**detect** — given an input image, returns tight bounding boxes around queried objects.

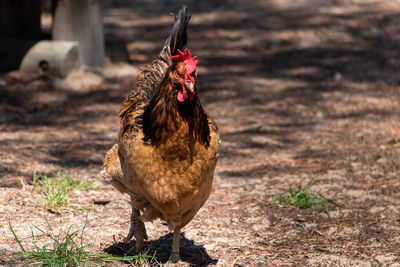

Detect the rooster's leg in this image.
[124,205,148,253]
[168,227,181,263]
[123,206,135,243]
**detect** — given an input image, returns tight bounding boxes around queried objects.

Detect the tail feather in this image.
[163,6,191,55]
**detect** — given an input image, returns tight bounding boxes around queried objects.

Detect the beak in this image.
[186,82,194,93]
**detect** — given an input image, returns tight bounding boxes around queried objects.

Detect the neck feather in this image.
[142,83,210,147]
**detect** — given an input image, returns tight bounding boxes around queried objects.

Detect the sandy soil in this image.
[1,0,400,266]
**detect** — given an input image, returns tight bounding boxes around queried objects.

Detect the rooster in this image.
[103,6,219,263]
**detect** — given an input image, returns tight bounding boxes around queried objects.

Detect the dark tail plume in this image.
[163,6,191,56]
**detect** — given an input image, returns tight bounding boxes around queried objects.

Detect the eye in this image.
[174,71,180,80]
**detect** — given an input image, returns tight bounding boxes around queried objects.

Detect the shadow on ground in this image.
[104,232,217,266]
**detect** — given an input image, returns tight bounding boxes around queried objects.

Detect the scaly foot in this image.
[123,206,148,248]
[168,250,180,263]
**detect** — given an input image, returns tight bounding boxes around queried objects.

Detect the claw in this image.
[168,250,180,263]
[123,230,134,243]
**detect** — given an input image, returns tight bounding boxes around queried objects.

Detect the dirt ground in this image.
[1,0,400,266]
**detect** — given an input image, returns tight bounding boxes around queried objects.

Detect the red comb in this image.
[170,49,198,77]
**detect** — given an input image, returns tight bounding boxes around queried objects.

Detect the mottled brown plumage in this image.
[102,6,219,263]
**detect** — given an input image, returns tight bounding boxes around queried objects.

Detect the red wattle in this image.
[177,90,185,102]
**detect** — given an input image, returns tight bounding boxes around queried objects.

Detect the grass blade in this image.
[274,178,339,213]
[9,222,26,253]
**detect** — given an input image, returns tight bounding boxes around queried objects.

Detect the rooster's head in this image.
[170,49,198,102]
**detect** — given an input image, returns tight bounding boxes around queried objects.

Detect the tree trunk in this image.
[52,0,104,67]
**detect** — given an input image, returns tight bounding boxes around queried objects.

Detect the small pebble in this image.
[93,198,111,205]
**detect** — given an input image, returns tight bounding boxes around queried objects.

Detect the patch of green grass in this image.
[5,221,155,266]
[31,171,92,213]
[274,178,339,213]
